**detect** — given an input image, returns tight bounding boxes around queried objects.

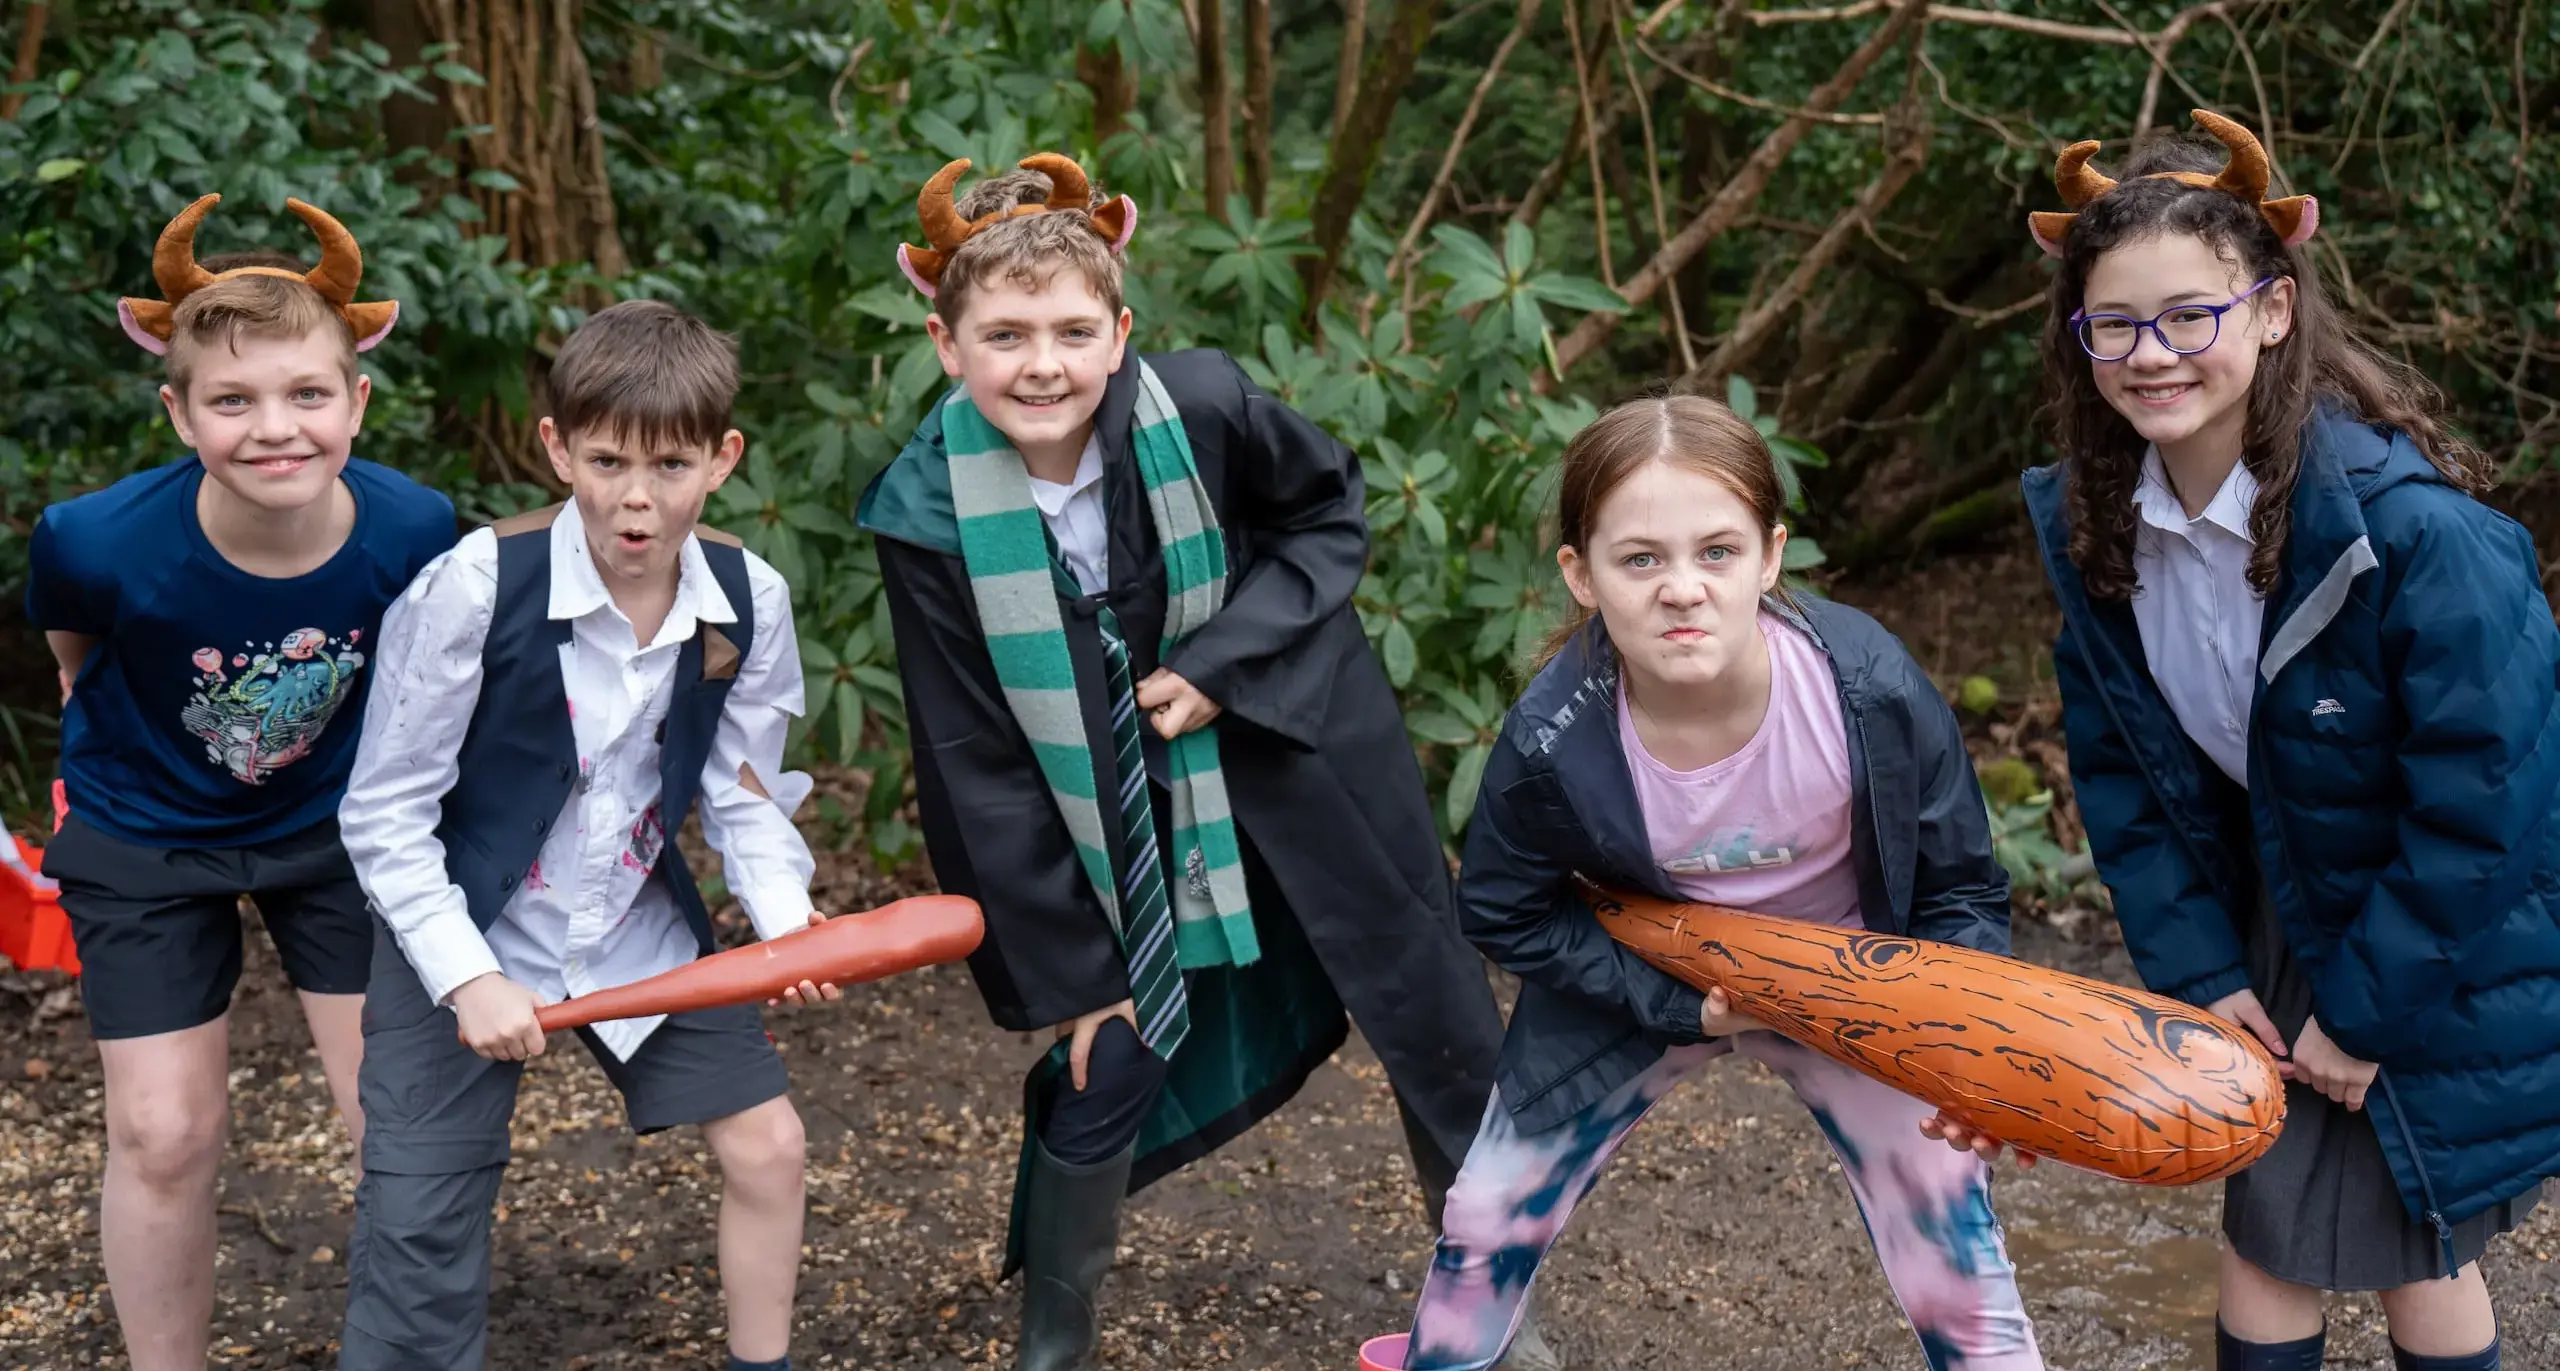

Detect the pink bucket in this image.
[1358,1333,1409,1370]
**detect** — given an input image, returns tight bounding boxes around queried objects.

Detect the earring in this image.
[2268,329,2281,340]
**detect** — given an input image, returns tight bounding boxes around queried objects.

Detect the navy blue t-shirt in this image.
[26,456,458,849]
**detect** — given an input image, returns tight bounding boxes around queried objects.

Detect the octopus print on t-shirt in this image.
[178,626,369,785]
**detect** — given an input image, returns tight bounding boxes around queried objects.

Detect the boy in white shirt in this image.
[335,300,830,1371]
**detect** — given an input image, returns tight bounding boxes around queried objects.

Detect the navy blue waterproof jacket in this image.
[2025,407,2560,1234]
[1462,595,2012,1136]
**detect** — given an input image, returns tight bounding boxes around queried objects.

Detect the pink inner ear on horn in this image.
[118,299,172,356]
[896,243,940,299]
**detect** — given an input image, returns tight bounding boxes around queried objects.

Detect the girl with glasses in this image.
[2002,110,2557,1371]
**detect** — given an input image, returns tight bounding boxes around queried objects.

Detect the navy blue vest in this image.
[434,507,757,956]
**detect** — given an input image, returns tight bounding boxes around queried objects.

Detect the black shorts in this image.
[41,811,374,1039]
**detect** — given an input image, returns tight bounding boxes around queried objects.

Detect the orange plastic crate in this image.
[0,832,78,975]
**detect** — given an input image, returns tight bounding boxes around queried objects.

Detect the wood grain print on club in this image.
[529,895,984,1034]
[1591,887,2285,1185]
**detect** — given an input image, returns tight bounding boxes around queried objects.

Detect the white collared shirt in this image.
[339,502,816,1060]
[1028,434,1109,594]
[2130,447,2263,787]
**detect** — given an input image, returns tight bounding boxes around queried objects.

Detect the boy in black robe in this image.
[856,155,1550,1369]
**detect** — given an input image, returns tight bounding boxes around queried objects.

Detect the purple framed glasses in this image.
[2071,276,2275,362]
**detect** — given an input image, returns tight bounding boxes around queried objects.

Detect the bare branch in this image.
[2353,0,2417,71]
[1541,0,1929,388]
[1748,1,2140,45]
[1677,132,1930,390]
[1199,0,1234,222]
[1927,286,2046,327]
[1637,0,1690,37]
[1244,0,1275,214]
[828,37,875,134]
[1564,0,1617,285]
[2,2,49,122]
[1384,0,1543,286]
[1612,0,1696,373]
[1333,0,1369,141]
[1636,31,1885,124]
[2211,6,2285,192]
[1303,0,1447,314]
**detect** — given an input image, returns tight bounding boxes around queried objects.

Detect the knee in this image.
[712,1101,806,1199]
[1435,1162,1514,1245]
[108,1092,228,1189]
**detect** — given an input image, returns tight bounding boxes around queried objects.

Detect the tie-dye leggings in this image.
[1404,1033,2044,1370]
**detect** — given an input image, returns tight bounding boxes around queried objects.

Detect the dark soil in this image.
[4,560,2556,1371]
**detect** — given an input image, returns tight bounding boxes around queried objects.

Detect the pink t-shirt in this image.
[1618,613,1862,928]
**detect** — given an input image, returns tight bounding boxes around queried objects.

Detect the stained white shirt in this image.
[2130,446,2263,787]
[339,502,816,1060]
[1028,434,1109,594]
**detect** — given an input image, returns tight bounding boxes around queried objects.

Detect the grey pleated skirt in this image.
[2221,886,2541,1290]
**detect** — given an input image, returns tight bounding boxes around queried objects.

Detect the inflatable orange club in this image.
[1592,887,2286,1185]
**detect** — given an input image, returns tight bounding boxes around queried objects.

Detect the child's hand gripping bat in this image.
[528,894,984,1034]
[1591,886,2286,1185]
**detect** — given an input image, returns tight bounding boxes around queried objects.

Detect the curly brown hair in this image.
[936,166,1124,329]
[2039,132,2492,601]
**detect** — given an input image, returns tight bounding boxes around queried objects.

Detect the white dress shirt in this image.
[339,502,817,1060]
[1028,434,1109,594]
[2130,446,2263,787]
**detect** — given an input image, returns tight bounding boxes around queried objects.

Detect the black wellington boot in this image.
[1017,1137,1135,1371]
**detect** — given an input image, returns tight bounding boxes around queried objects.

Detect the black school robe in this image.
[856,349,1504,1196]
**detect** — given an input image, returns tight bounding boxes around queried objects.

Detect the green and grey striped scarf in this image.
[943,361,1259,971]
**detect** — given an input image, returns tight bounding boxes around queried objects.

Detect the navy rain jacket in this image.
[2025,406,2560,1238]
[1461,595,2011,1136]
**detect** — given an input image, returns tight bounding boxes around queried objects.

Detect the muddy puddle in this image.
[2000,1164,2223,1365]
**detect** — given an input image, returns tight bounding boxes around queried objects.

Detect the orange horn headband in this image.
[117,193,402,356]
[2027,109,2319,259]
[895,153,1138,299]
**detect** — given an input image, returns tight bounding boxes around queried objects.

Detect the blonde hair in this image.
[166,273,357,396]
[935,168,1125,327]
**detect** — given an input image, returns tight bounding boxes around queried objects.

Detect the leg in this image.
[250,820,380,1173]
[582,999,798,1369]
[700,1098,810,1364]
[1744,1035,2041,1371]
[1019,1014,1167,1371]
[1395,1089,1558,1371]
[97,1020,233,1371]
[1404,1044,1716,1371]
[298,992,368,1164]
[2215,1244,2327,1368]
[40,815,254,1371]
[339,924,522,1371]
[2380,1263,2500,1366]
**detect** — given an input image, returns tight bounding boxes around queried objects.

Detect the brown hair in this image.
[2042,132,2492,601]
[546,299,741,451]
[1539,395,1786,666]
[166,272,358,397]
[934,167,1125,329]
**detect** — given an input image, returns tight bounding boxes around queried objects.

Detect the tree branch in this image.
[2,2,49,122]
[1243,0,1275,214]
[1198,0,1234,221]
[1635,31,1886,124]
[1540,0,1928,389]
[1612,0,1695,373]
[1563,0,1616,285]
[1302,0,1447,316]
[1384,0,1543,287]
[1333,0,1369,141]
[1676,110,1930,390]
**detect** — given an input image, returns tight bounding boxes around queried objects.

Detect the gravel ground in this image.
[4,564,2555,1369]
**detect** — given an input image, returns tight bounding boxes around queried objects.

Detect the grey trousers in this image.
[338,923,789,1370]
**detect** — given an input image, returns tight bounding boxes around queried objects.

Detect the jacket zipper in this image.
[2374,1070,2460,1278]
[2246,655,2460,1280]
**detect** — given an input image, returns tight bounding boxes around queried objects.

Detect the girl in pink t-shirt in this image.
[1387,396,2042,1371]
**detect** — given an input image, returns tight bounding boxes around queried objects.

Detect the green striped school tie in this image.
[1097,604,1191,1059]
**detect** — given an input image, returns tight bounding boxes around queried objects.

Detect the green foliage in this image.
[1986,789,2086,905]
